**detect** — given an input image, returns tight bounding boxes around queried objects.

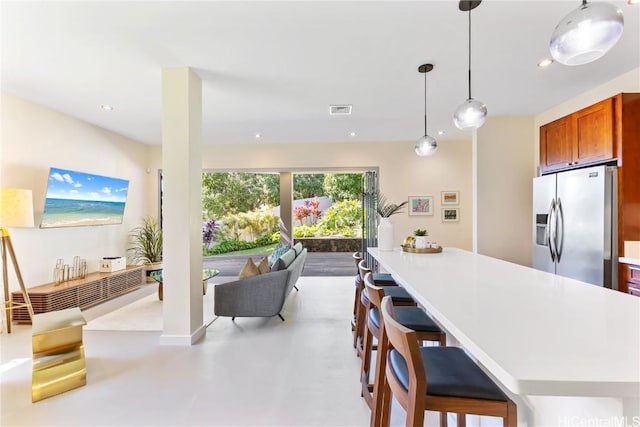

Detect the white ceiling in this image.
[1,1,638,145]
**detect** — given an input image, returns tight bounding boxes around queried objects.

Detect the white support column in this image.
[280,172,293,242]
[160,67,204,345]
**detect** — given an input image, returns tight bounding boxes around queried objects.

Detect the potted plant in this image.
[128,216,163,282]
[413,228,429,249]
[374,191,408,251]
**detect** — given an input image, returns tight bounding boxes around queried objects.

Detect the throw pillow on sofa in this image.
[272,247,296,271]
[268,242,291,269]
[239,256,270,279]
[257,256,269,274]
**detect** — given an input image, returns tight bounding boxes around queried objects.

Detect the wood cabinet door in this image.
[574,98,614,165]
[540,117,573,172]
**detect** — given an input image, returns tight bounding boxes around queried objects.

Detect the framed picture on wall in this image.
[408,196,434,216]
[441,191,459,205]
[442,208,459,222]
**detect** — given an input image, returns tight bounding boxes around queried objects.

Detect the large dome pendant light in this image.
[415,64,437,157]
[453,0,487,130]
[550,0,624,66]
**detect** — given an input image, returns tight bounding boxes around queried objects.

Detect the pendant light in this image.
[415,64,437,157]
[550,0,624,66]
[453,0,487,130]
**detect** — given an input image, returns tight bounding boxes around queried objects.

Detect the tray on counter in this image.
[401,245,442,254]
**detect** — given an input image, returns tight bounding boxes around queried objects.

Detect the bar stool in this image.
[354,260,414,356]
[377,296,517,427]
[352,253,399,329]
[361,272,446,417]
[352,252,363,332]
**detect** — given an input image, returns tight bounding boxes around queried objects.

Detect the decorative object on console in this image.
[415,63,437,156]
[54,256,88,283]
[0,188,35,333]
[408,196,434,216]
[99,257,126,273]
[550,0,624,66]
[453,0,487,130]
[40,167,129,228]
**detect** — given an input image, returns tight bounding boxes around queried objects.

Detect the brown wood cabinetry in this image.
[625,264,640,297]
[540,98,615,173]
[539,93,640,293]
[11,265,145,323]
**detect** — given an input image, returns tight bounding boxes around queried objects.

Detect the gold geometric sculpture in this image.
[31,307,87,402]
[0,188,35,333]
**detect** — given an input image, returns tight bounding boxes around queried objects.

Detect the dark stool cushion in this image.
[380,286,414,303]
[372,273,396,285]
[370,306,441,333]
[389,346,508,402]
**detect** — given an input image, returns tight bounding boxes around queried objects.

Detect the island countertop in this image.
[368,247,640,399]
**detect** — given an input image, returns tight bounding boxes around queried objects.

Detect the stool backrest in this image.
[363,272,385,309]
[358,259,371,283]
[380,296,428,396]
[352,252,363,270]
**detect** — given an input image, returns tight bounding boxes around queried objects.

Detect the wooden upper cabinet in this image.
[574,98,614,163]
[540,116,573,171]
[539,97,616,173]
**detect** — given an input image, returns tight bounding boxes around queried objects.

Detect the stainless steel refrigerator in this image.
[532,165,617,288]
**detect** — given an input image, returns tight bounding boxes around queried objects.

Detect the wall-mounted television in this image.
[40,167,129,228]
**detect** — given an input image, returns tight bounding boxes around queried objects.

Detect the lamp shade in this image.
[415,135,438,156]
[550,1,624,66]
[0,188,35,228]
[453,98,487,130]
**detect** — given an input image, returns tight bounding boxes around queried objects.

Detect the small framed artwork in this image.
[441,191,459,205]
[442,208,459,222]
[408,196,434,216]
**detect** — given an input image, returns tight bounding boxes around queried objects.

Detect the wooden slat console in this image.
[11,266,145,324]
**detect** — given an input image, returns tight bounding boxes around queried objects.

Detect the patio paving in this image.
[204,251,357,277]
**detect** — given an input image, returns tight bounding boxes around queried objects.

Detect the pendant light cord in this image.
[424,69,428,135]
[468,8,472,100]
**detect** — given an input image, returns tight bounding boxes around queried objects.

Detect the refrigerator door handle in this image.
[546,199,556,262]
[556,198,565,263]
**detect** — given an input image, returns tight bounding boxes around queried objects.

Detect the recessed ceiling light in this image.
[537,58,554,68]
[629,0,639,5]
[101,104,113,111]
[349,132,356,137]
[255,133,261,139]
[437,130,445,136]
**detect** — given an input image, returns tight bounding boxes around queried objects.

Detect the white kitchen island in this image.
[368,247,640,426]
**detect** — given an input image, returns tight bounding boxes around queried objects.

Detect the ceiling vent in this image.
[329,105,352,115]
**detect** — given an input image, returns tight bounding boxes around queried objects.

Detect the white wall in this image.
[476,117,535,266]
[0,93,150,291]
[148,138,474,251]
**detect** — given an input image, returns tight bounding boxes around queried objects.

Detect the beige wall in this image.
[0,92,149,291]
[476,117,536,266]
[149,138,474,251]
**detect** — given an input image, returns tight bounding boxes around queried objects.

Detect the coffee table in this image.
[149,268,220,301]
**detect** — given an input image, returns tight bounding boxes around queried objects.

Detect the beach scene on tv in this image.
[40,167,129,228]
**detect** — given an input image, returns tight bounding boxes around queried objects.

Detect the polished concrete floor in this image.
[1,276,497,427]
[1,277,373,426]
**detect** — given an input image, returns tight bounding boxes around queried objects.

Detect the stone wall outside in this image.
[294,237,361,253]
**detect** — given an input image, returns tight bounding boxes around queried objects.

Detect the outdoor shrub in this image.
[293,225,319,238]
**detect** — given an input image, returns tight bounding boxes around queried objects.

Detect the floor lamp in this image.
[0,188,35,333]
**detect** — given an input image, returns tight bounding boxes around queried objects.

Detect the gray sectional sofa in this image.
[213,243,307,321]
